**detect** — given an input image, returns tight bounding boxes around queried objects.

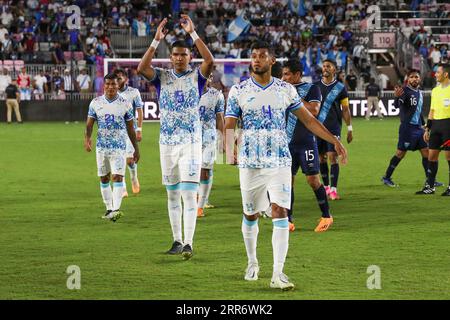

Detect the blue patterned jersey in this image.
[286,82,322,146]
[149,67,208,145]
[315,79,348,128]
[87,94,134,155]
[225,77,303,169]
[395,85,424,126]
[199,87,225,148]
[119,85,143,129]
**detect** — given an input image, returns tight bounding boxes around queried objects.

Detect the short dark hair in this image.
[171,40,191,52]
[113,68,127,77]
[407,69,420,76]
[271,61,282,78]
[322,59,337,69]
[438,63,450,76]
[250,41,275,56]
[104,73,118,81]
[283,59,303,75]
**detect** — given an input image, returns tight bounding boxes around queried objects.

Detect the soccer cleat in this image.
[122,190,129,198]
[131,178,140,194]
[197,208,205,218]
[434,181,444,187]
[441,187,450,196]
[289,222,295,232]
[110,210,123,222]
[325,185,331,197]
[204,202,215,209]
[270,273,295,291]
[101,210,113,220]
[166,241,183,255]
[181,244,193,260]
[314,216,334,233]
[329,190,340,200]
[381,176,397,187]
[415,185,435,195]
[244,263,260,281]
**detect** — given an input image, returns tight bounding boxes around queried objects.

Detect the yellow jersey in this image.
[430,84,450,120]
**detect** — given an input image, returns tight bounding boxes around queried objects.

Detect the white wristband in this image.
[190,31,200,42]
[136,127,142,132]
[150,39,160,49]
[347,125,353,131]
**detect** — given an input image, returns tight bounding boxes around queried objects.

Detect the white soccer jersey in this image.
[149,67,208,145]
[119,85,143,128]
[199,87,224,148]
[225,77,303,169]
[87,94,134,155]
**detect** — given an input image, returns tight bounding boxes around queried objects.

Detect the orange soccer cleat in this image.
[197,208,205,218]
[314,216,334,233]
[289,222,296,232]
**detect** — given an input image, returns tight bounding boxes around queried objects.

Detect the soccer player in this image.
[315,59,353,200]
[197,76,225,218]
[137,15,214,259]
[84,73,140,221]
[416,63,450,195]
[381,69,441,188]
[114,68,144,197]
[224,41,347,290]
[282,59,334,233]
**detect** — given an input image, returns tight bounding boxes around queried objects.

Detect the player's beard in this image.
[252,65,270,75]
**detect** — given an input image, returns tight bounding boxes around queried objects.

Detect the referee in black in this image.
[416,63,450,196]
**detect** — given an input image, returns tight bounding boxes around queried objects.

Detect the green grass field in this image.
[1,118,449,300]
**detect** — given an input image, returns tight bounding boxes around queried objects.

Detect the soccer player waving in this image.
[138,15,214,259]
[224,41,347,290]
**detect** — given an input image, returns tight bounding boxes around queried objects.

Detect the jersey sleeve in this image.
[430,88,436,112]
[87,101,97,119]
[215,92,225,114]
[197,68,208,97]
[305,84,322,103]
[134,89,144,109]
[286,84,303,112]
[225,86,242,118]
[124,102,134,122]
[339,86,349,107]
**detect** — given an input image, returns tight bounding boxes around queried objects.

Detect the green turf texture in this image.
[1,118,449,299]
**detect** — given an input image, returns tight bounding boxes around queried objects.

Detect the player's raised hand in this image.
[84,138,92,152]
[347,130,353,144]
[180,14,195,33]
[334,140,348,165]
[155,18,168,41]
[394,85,404,98]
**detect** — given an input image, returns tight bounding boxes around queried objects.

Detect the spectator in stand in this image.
[51,69,65,100]
[51,42,64,64]
[76,68,92,94]
[429,45,442,67]
[352,42,364,69]
[0,68,11,99]
[22,33,38,62]
[93,70,104,97]
[63,69,76,94]
[129,68,141,89]
[378,72,390,92]
[33,69,48,100]
[345,69,358,91]
[0,32,12,60]
[17,67,31,101]
[0,23,7,41]
[133,16,150,37]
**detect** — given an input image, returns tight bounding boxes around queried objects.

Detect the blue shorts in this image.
[317,126,341,154]
[397,123,427,151]
[289,136,320,176]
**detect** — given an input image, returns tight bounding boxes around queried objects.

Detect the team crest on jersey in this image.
[175,90,185,103]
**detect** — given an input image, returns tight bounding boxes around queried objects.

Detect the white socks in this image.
[272,218,289,276]
[128,163,138,182]
[100,182,113,211]
[167,187,183,243]
[198,179,210,209]
[112,181,124,211]
[181,184,198,246]
[242,216,259,265]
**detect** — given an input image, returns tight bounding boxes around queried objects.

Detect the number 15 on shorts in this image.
[305,150,315,161]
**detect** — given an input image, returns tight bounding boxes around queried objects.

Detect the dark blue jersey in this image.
[395,86,424,126]
[286,82,322,146]
[315,79,348,128]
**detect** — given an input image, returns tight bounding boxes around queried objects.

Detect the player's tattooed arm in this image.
[84,117,95,152]
[137,18,168,81]
[126,120,140,163]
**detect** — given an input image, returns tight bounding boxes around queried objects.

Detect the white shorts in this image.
[239,167,291,215]
[201,143,216,170]
[96,151,127,177]
[125,138,135,158]
[160,143,202,185]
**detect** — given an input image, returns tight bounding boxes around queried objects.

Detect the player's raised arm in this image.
[137,18,168,81]
[292,107,348,164]
[180,14,214,78]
